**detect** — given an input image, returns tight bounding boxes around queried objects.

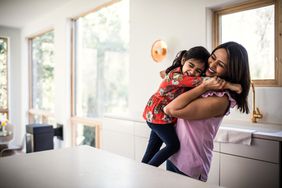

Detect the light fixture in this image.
[151,40,167,63]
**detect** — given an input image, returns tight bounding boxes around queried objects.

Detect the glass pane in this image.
[31,31,55,111]
[0,38,8,110]
[75,124,96,147]
[221,5,274,80]
[30,114,55,125]
[0,112,8,120]
[75,0,129,118]
[31,114,41,124]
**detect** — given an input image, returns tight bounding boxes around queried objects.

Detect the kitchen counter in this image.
[0,146,223,188]
[104,114,282,142]
[221,120,282,142]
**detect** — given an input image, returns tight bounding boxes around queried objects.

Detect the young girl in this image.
[142,46,241,167]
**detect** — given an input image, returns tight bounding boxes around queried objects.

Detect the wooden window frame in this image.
[28,109,55,124]
[70,117,101,148]
[213,0,282,87]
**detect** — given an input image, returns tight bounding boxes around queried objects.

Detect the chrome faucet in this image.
[251,82,263,123]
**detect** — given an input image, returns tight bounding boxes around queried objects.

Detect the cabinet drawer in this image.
[220,138,279,163]
[102,118,134,134]
[213,142,220,152]
[220,154,279,188]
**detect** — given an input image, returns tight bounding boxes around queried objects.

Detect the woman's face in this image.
[205,48,228,77]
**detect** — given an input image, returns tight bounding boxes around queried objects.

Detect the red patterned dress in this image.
[143,67,202,124]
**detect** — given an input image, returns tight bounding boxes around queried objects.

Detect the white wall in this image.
[7,0,281,144]
[129,0,208,117]
[130,0,282,126]
[0,26,22,145]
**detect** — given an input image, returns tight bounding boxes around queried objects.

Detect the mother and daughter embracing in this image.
[142,41,250,182]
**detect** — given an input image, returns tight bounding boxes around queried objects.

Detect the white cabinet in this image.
[220,154,279,188]
[220,138,279,163]
[100,118,135,159]
[207,151,220,186]
[219,139,280,188]
[102,130,135,159]
[133,122,150,161]
[100,117,281,188]
[134,136,148,162]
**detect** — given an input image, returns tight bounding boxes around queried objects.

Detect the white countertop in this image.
[221,120,282,142]
[0,146,223,188]
[104,114,282,141]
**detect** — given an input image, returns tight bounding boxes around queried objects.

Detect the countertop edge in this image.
[103,114,282,142]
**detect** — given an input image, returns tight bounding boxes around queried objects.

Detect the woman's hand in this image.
[202,77,226,91]
[204,77,242,94]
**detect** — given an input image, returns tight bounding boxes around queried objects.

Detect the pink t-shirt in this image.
[169,90,236,181]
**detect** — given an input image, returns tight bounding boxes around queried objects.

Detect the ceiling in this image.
[0,0,73,28]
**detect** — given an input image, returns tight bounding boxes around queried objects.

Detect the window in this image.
[213,0,282,86]
[71,117,100,148]
[71,0,129,118]
[70,0,129,147]
[0,37,8,118]
[28,30,55,123]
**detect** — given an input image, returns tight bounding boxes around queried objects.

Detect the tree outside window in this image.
[0,37,8,118]
[31,31,55,111]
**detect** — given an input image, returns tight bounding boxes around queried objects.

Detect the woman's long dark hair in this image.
[165,46,210,74]
[212,42,251,114]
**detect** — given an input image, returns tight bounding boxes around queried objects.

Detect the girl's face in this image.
[182,58,205,76]
[205,48,228,77]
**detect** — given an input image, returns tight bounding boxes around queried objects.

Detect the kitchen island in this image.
[0,145,223,188]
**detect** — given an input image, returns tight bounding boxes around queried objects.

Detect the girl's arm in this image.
[224,82,242,94]
[202,77,242,94]
[160,69,241,93]
[164,77,230,120]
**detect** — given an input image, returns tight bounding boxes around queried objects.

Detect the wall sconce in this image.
[151,40,167,63]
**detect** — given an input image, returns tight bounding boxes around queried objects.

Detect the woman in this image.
[163,41,250,182]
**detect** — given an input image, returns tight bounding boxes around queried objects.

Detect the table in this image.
[0,132,13,144]
[0,124,13,142]
[0,125,13,153]
[0,146,223,188]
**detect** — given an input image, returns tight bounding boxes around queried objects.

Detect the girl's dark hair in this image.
[212,41,251,114]
[165,46,210,74]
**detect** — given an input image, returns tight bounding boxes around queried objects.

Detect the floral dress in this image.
[143,67,202,124]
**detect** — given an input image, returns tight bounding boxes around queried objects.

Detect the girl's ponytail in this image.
[165,50,187,74]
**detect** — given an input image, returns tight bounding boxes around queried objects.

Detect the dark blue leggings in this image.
[167,160,202,180]
[166,160,188,176]
[141,122,180,167]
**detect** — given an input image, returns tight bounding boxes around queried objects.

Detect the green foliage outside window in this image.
[75,0,129,118]
[32,31,55,111]
[0,38,8,110]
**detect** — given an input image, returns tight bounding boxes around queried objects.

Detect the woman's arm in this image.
[164,95,229,120]
[164,77,230,120]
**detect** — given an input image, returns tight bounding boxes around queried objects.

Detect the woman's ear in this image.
[181,58,185,65]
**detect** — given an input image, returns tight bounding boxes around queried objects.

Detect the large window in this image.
[213,0,281,86]
[70,0,129,147]
[28,30,55,123]
[0,37,8,118]
[72,0,129,118]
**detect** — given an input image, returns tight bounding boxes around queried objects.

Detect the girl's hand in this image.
[160,70,166,79]
[202,76,226,91]
[225,82,242,94]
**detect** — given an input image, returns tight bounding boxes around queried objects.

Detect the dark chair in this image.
[0,137,25,157]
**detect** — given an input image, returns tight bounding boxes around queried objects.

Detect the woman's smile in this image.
[205,48,228,77]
